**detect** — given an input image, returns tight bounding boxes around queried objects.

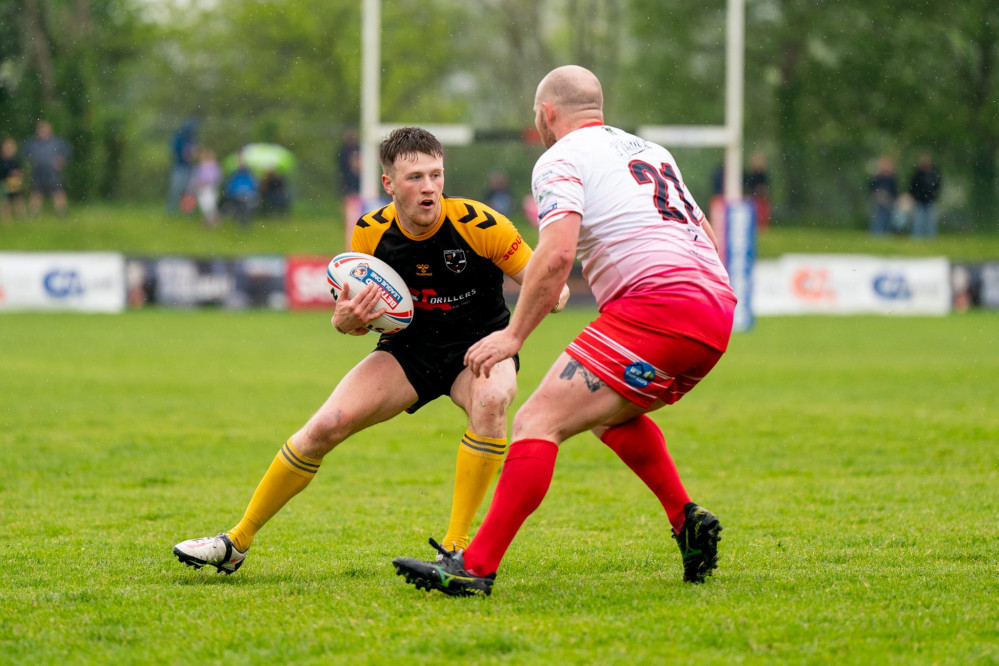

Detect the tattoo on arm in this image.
[559,359,605,392]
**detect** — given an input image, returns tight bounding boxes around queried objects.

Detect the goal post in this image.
[638,0,752,330]
[361,0,745,201]
[359,0,753,329]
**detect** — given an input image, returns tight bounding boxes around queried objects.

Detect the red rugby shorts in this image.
[565,292,733,408]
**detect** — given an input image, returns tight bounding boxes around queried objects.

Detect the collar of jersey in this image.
[393,200,447,240]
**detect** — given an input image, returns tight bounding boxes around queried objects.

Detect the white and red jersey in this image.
[532,124,734,309]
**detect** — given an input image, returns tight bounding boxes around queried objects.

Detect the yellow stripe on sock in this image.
[279,440,321,476]
[460,433,507,460]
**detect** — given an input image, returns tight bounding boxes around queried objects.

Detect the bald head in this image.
[536,66,603,115]
[533,66,604,147]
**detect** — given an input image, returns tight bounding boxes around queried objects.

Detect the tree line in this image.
[1,0,996,228]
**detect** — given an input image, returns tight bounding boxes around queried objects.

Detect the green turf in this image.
[1,309,997,664]
[0,203,351,256]
[4,202,999,260]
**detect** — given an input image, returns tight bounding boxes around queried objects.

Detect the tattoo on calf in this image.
[559,359,604,392]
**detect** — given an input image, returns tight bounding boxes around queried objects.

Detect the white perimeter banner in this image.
[0,252,126,313]
[753,254,951,316]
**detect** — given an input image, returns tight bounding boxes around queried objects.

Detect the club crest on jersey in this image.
[623,361,656,388]
[443,249,467,273]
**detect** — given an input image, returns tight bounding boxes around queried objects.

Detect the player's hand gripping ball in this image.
[327,252,414,334]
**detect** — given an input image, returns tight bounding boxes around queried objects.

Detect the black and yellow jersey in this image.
[352,196,532,342]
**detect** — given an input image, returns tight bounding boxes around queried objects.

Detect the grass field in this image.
[3,202,999,260]
[2,309,997,664]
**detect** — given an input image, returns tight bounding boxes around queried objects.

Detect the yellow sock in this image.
[441,431,507,551]
[227,439,321,552]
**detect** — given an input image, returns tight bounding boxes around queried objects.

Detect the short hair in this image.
[378,127,444,173]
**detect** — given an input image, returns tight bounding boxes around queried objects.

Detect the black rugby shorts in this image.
[375,334,519,413]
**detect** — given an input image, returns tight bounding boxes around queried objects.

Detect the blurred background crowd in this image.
[0,0,996,234]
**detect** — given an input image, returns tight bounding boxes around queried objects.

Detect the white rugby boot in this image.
[173,533,248,574]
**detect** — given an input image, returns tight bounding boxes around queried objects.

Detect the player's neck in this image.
[395,206,444,238]
[561,115,604,140]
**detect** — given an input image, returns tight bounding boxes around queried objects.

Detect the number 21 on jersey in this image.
[628,159,701,226]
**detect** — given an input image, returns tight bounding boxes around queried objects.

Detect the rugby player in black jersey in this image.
[172,127,569,574]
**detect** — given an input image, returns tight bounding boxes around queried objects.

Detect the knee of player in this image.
[511,403,554,439]
[301,410,355,452]
[469,384,515,419]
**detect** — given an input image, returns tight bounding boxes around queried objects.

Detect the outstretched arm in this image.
[465,213,580,377]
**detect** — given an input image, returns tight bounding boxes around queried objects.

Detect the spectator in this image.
[868,156,898,235]
[337,127,362,247]
[192,148,223,226]
[710,162,724,198]
[893,192,914,233]
[22,120,71,217]
[483,171,513,216]
[223,156,259,226]
[909,154,941,239]
[0,137,27,222]
[260,170,290,216]
[167,118,199,215]
[743,151,771,232]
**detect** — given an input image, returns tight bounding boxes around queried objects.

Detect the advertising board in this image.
[0,252,126,312]
[753,255,951,316]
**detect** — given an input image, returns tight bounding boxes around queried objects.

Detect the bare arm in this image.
[465,214,580,377]
[702,218,721,255]
[507,266,571,313]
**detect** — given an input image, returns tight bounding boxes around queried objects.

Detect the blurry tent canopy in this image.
[223,143,296,176]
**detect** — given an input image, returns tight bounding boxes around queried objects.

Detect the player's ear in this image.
[381,172,393,196]
[543,101,557,125]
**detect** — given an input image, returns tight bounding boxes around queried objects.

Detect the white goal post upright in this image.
[358,0,476,245]
[637,0,752,330]
[359,0,381,210]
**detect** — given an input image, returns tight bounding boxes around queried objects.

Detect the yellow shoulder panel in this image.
[445,198,532,276]
[351,203,396,254]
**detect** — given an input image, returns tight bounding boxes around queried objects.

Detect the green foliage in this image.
[120,0,475,202]
[0,0,148,200]
[2,0,998,227]
[623,0,727,127]
[1,311,997,664]
[742,1,999,223]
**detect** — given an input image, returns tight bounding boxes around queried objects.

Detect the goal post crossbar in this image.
[361,0,744,203]
[370,124,734,148]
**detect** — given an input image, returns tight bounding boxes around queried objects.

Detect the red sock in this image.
[462,439,558,576]
[601,415,690,534]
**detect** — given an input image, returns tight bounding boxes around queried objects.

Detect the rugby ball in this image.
[326,252,414,334]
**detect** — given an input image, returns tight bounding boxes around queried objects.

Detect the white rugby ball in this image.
[326,252,414,334]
